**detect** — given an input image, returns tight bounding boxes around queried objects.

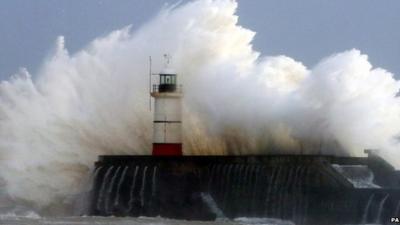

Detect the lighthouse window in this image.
[160,75,166,84]
[160,75,176,85]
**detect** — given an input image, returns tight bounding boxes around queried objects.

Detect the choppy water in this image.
[0,216,296,225]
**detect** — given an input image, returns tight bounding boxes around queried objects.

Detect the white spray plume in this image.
[0,0,399,212]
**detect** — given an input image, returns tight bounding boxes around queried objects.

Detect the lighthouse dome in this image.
[160,67,176,75]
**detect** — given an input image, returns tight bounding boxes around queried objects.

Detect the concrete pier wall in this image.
[89,155,400,225]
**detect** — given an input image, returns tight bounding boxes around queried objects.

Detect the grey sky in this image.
[0,0,399,80]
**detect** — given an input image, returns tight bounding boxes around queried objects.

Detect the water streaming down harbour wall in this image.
[89,153,400,225]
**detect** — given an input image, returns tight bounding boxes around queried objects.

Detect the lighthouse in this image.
[150,56,183,156]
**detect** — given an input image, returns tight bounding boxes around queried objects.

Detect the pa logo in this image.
[391,217,400,223]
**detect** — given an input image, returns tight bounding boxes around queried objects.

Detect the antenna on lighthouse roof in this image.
[149,56,152,111]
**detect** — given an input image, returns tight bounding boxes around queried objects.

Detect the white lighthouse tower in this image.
[150,56,183,156]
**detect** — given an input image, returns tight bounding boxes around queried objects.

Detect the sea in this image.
[0,215,297,225]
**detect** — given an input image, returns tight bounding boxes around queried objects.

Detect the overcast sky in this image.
[0,0,399,80]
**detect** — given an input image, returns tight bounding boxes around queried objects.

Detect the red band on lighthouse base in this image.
[152,143,182,156]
